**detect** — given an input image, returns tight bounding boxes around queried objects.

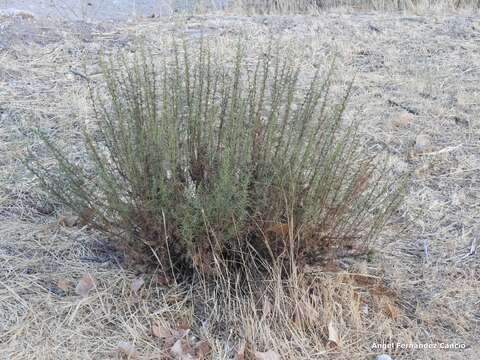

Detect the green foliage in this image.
[27,41,402,276]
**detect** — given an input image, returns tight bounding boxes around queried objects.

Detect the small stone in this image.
[454,116,469,127]
[394,159,409,174]
[0,110,11,123]
[35,201,55,215]
[376,355,393,360]
[414,134,431,153]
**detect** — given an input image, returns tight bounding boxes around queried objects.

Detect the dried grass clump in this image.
[26,42,401,278]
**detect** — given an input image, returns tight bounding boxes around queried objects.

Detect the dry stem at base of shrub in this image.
[26,41,402,278]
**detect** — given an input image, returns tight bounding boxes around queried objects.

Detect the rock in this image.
[414,133,431,153]
[394,159,409,174]
[34,201,55,215]
[376,355,393,360]
[454,116,469,127]
[0,112,8,122]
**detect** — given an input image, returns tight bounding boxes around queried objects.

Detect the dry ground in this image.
[0,10,479,360]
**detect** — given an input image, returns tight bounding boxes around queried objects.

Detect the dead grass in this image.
[1,10,479,359]
[230,0,480,13]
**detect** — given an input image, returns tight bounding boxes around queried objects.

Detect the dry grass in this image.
[1,10,479,359]
[230,0,480,13]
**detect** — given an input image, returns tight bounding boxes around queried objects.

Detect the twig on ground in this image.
[69,68,91,82]
[387,99,419,115]
[419,144,463,156]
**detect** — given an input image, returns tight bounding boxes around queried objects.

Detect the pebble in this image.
[35,200,55,215]
[376,355,393,360]
[414,133,431,153]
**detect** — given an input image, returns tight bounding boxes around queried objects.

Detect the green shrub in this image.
[27,42,402,277]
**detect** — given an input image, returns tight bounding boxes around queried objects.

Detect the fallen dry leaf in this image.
[75,274,95,298]
[58,214,79,227]
[267,223,289,237]
[384,302,400,320]
[117,341,139,359]
[194,340,211,359]
[391,112,412,128]
[327,320,339,348]
[235,341,246,360]
[79,207,95,226]
[57,278,70,292]
[262,298,272,319]
[171,338,195,360]
[131,275,145,294]
[322,260,343,272]
[350,273,378,287]
[176,320,191,331]
[151,273,169,286]
[152,323,172,338]
[254,349,281,360]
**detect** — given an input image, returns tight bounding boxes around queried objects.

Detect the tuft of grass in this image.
[26,41,402,278]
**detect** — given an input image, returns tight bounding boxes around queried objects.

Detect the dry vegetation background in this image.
[0,2,479,359]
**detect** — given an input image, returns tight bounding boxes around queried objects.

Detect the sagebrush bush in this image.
[28,42,402,277]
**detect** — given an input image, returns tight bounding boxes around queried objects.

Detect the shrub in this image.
[27,42,402,277]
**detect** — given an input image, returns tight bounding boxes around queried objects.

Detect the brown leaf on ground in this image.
[58,214,79,227]
[57,278,70,291]
[267,223,289,237]
[235,341,246,360]
[254,349,281,360]
[391,112,412,128]
[152,323,172,338]
[350,274,396,298]
[117,341,139,359]
[350,273,377,287]
[194,340,211,359]
[150,273,170,286]
[176,320,191,331]
[171,338,195,360]
[79,207,95,226]
[327,320,339,348]
[262,298,272,319]
[384,302,400,320]
[322,260,343,272]
[75,274,95,298]
[131,275,144,294]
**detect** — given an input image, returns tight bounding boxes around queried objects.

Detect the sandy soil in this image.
[0,10,479,360]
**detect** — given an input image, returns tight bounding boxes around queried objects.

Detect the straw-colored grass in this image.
[1,9,479,360]
[230,0,480,13]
